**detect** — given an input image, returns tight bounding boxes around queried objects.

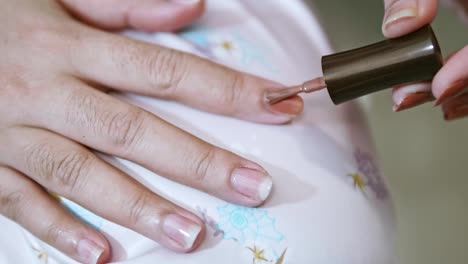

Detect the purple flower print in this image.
[196,206,224,238]
[354,149,389,199]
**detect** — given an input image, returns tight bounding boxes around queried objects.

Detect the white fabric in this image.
[0,1,397,263]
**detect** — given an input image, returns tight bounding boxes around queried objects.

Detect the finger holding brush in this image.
[382,0,468,119]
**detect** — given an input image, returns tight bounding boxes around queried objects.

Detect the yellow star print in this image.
[247,245,269,263]
[32,247,49,264]
[349,173,366,192]
[275,248,288,264]
[221,41,233,51]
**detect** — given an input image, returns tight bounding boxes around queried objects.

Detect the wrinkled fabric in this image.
[0,1,397,263]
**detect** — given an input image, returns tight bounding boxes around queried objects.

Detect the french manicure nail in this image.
[384,8,418,27]
[435,81,468,106]
[393,92,434,112]
[170,0,200,4]
[231,167,273,202]
[383,1,418,31]
[162,214,202,249]
[77,239,104,264]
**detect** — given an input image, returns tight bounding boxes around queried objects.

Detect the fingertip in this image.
[382,0,438,38]
[391,82,432,105]
[160,212,206,253]
[172,212,206,253]
[441,93,468,121]
[230,167,273,207]
[185,224,206,253]
[432,46,468,104]
[91,233,112,264]
[128,0,205,31]
[382,9,419,38]
[74,236,110,264]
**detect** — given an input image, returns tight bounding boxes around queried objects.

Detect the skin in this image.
[0,0,304,263]
[383,0,468,120]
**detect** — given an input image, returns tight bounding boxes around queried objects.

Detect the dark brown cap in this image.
[322,25,443,105]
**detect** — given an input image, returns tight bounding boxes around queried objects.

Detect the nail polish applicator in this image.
[265,25,443,105]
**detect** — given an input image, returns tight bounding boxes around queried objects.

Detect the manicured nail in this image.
[393,92,434,111]
[444,104,468,121]
[268,96,304,116]
[383,0,418,32]
[162,214,202,250]
[231,167,273,202]
[170,0,200,4]
[77,239,104,264]
[434,81,468,106]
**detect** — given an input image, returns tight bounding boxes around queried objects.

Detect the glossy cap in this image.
[322,25,443,105]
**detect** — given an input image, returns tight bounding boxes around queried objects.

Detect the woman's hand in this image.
[0,0,303,263]
[382,0,468,120]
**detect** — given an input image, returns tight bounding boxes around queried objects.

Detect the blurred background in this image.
[305,0,468,263]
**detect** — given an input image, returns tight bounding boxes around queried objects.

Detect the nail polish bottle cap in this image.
[322,25,443,105]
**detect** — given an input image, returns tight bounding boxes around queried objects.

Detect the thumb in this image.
[382,0,439,38]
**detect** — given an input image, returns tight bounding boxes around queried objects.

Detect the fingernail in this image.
[77,239,105,264]
[170,0,200,4]
[162,214,202,250]
[444,104,468,121]
[231,167,273,202]
[393,92,434,112]
[383,0,418,32]
[434,81,468,106]
[268,96,304,116]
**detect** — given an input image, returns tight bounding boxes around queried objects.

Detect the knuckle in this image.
[190,147,217,185]
[21,10,78,43]
[65,88,101,131]
[145,48,187,97]
[53,151,93,192]
[0,66,34,101]
[44,223,62,244]
[19,17,73,54]
[124,191,153,225]
[0,67,32,124]
[65,89,147,154]
[24,142,93,193]
[0,188,26,222]
[65,88,103,129]
[101,109,146,153]
[24,142,55,181]
[221,72,245,114]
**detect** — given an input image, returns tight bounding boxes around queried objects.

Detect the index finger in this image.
[67,27,303,124]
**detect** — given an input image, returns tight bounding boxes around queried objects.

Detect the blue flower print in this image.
[216,203,284,244]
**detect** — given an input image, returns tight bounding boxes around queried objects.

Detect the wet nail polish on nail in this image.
[444,104,468,121]
[231,167,273,202]
[268,97,303,116]
[393,92,434,112]
[435,81,468,106]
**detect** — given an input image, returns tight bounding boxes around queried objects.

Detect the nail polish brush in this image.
[266,25,443,105]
